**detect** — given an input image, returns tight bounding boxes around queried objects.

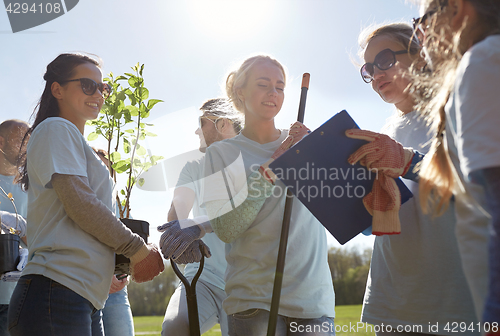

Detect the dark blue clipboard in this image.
[269,110,413,245]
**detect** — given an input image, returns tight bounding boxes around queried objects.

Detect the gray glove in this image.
[173,240,211,264]
[157,220,204,260]
[0,211,27,237]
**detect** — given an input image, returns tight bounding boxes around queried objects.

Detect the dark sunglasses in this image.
[360,49,409,83]
[59,78,112,99]
[412,1,448,43]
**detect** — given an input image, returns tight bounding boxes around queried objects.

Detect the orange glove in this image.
[346,129,414,235]
[259,122,311,184]
[129,244,165,283]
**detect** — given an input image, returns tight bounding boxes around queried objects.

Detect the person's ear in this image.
[449,0,467,30]
[236,87,245,103]
[51,82,64,100]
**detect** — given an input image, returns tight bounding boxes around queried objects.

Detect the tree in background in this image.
[128,247,372,316]
[328,247,371,305]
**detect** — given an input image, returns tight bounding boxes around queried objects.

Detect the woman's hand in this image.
[260,121,311,184]
[109,274,129,294]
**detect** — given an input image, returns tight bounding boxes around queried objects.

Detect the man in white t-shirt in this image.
[0,119,29,336]
[160,98,242,336]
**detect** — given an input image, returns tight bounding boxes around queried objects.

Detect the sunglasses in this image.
[360,49,409,83]
[198,115,233,129]
[59,78,112,99]
[412,1,448,43]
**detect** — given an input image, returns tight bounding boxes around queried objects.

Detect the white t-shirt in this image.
[203,131,335,318]
[0,174,27,305]
[361,112,478,334]
[175,157,226,290]
[23,117,115,310]
[443,34,500,321]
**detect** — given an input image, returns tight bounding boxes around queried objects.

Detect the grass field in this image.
[133,304,375,336]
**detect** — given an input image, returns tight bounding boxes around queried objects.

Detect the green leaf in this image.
[120,189,125,195]
[112,160,129,174]
[124,129,135,134]
[147,99,163,110]
[110,151,121,162]
[87,132,99,141]
[123,139,131,154]
[136,145,147,156]
[145,131,157,137]
[128,76,140,88]
[115,75,127,81]
[127,176,136,188]
[138,178,145,187]
[151,155,164,164]
[126,105,139,117]
[143,162,152,172]
[140,64,145,76]
[136,87,149,101]
[124,73,134,77]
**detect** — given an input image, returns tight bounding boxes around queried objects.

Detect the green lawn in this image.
[133,304,374,336]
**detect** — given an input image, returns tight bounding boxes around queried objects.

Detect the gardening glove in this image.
[0,211,27,237]
[129,243,164,283]
[109,274,129,294]
[1,248,28,282]
[345,129,415,235]
[157,219,208,260]
[173,240,211,264]
[259,122,311,184]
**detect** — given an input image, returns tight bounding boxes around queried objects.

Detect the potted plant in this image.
[0,189,20,275]
[87,63,163,274]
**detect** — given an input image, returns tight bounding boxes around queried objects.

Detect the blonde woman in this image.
[203,55,335,336]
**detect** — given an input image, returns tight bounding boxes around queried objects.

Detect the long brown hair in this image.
[17,53,101,191]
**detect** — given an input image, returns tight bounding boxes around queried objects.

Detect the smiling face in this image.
[364,34,414,113]
[52,62,105,133]
[237,60,285,123]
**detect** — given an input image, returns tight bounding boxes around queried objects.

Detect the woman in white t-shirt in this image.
[8,53,164,336]
[354,23,477,336]
[203,55,335,336]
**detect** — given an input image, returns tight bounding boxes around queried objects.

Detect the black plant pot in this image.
[115,218,149,275]
[0,234,20,275]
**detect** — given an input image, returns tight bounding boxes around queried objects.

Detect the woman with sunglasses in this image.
[8,53,164,336]
[354,23,477,335]
[202,55,335,335]
[412,0,500,329]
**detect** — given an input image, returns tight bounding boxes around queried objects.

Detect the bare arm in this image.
[168,187,196,221]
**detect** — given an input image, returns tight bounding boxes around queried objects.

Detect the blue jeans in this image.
[0,305,9,336]
[8,274,103,336]
[228,309,335,336]
[101,287,134,336]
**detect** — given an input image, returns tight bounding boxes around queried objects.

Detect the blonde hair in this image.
[414,0,500,214]
[225,55,286,113]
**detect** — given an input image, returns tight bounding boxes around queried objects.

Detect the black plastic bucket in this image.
[115,218,149,275]
[0,234,20,275]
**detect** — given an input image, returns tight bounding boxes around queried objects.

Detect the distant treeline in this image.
[127,247,372,316]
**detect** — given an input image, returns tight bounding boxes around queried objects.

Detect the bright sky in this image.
[1,0,420,251]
